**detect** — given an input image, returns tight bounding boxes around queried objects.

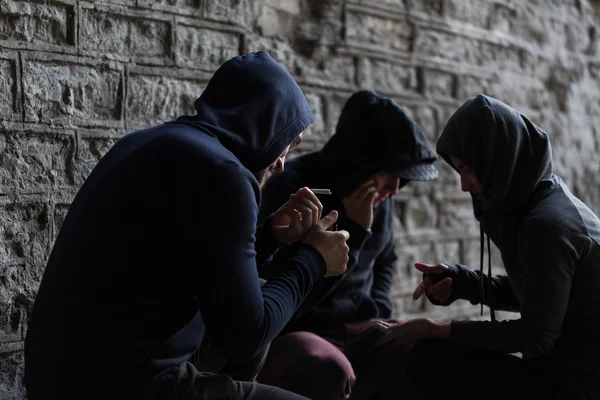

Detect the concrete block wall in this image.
[0,0,599,397]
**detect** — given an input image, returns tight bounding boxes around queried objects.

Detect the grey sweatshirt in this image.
[437,94,600,399]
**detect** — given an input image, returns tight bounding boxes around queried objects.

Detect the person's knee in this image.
[258,332,355,400]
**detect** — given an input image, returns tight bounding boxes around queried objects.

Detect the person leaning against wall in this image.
[256,90,439,400]
[379,94,600,400]
[23,51,351,400]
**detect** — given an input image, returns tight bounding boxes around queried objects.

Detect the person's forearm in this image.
[431,321,451,339]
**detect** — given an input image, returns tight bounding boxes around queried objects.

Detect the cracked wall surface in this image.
[1,0,599,397]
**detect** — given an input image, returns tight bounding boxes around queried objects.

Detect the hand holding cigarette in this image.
[270,187,324,244]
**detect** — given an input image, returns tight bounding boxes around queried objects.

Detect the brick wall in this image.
[1,0,600,397]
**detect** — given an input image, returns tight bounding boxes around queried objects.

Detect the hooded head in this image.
[437,94,553,218]
[176,51,314,173]
[320,90,438,196]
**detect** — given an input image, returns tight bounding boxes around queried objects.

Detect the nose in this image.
[273,157,285,173]
[460,173,470,192]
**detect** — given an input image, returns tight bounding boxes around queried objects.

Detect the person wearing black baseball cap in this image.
[256,90,438,400]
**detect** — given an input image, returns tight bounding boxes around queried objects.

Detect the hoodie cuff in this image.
[335,213,372,250]
[255,218,283,256]
[290,243,328,279]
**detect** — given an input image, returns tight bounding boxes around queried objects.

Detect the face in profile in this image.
[254,133,303,186]
[370,171,401,208]
[449,155,483,200]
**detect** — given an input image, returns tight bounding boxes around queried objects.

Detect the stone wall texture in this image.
[1,0,600,397]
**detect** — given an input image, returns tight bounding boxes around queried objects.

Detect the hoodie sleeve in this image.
[257,172,302,279]
[449,219,577,358]
[192,163,327,362]
[435,265,520,312]
[254,219,282,266]
[370,237,397,318]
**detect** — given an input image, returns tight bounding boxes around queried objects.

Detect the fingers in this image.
[337,229,350,241]
[427,277,452,304]
[367,188,379,207]
[294,188,323,223]
[289,194,321,226]
[413,277,432,300]
[317,210,339,231]
[373,320,396,331]
[414,262,448,275]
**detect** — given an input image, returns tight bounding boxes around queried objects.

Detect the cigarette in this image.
[309,188,332,195]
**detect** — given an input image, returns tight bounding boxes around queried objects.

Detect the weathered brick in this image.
[438,198,479,236]
[392,242,432,296]
[264,0,301,14]
[0,132,74,195]
[405,195,438,232]
[74,136,119,186]
[487,75,552,112]
[22,59,123,125]
[247,36,355,89]
[411,105,438,142]
[143,0,198,7]
[0,58,17,119]
[0,202,50,268]
[346,11,414,53]
[80,8,171,61]
[257,4,298,37]
[299,52,355,89]
[352,0,406,11]
[205,0,261,28]
[176,25,239,70]
[406,0,443,16]
[0,0,74,46]
[422,68,456,98]
[245,36,295,71]
[0,350,23,398]
[433,240,461,266]
[462,238,504,272]
[457,75,491,101]
[445,0,490,28]
[126,73,205,128]
[323,93,349,137]
[300,92,326,141]
[363,59,418,95]
[416,30,523,73]
[52,204,70,238]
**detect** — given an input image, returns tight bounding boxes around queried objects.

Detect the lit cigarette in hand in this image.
[309,189,332,195]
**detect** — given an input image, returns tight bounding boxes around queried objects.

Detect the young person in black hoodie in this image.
[24,51,351,400]
[256,90,438,400]
[381,94,600,400]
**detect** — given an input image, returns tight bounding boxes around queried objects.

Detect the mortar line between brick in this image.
[76,0,81,55]
[17,53,25,124]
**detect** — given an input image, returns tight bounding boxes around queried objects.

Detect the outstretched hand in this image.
[413,262,453,305]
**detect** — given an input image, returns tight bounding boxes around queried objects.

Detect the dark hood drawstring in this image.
[479,222,496,321]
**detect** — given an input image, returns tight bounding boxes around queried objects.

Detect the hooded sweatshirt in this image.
[437,94,600,399]
[24,51,325,400]
[259,90,437,330]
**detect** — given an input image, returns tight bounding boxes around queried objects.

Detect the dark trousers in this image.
[153,362,311,400]
[257,319,415,400]
[151,338,310,400]
[406,339,555,400]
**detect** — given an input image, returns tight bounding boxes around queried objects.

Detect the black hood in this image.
[174,51,315,173]
[320,90,438,196]
[437,94,553,218]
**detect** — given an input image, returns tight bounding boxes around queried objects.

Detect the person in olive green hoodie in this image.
[381,94,600,400]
